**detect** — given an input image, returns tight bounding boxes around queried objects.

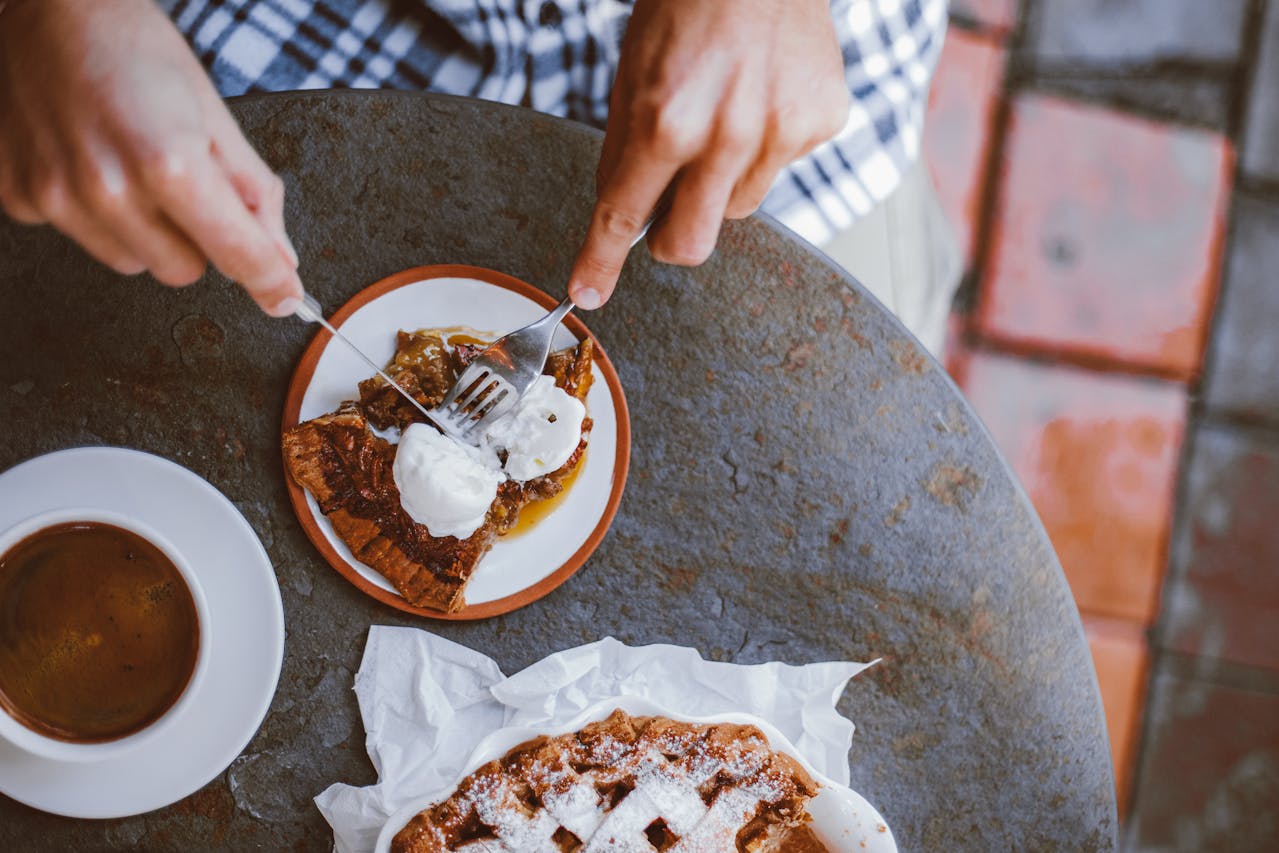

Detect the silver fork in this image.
[434,196,671,443]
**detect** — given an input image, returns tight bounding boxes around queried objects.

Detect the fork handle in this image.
[548,296,576,323]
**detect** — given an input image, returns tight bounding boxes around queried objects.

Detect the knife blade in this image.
[293,293,448,433]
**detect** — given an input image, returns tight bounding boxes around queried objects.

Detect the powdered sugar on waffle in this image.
[395,712,816,853]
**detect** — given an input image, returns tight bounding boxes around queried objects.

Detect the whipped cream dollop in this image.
[482,374,586,481]
[393,423,504,540]
[392,374,586,539]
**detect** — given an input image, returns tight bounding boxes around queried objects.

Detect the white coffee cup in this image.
[0,507,211,763]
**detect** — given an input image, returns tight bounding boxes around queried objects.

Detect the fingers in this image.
[0,123,49,224]
[724,125,795,220]
[726,98,850,220]
[646,113,758,264]
[142,139,303,316]
[569,146,679,309]
[0,185,45,225]
[68,148,202,281]
[45,194,148,276]
[105,205,207,285]
[594,89,630,194]
[208,107,298,267]
[0,156,44,224]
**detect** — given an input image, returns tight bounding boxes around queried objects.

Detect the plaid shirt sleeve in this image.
[164,0,947,248]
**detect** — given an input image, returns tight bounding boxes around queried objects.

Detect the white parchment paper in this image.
[315,626,873,853]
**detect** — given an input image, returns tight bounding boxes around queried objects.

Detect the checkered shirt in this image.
[165,0,947,247]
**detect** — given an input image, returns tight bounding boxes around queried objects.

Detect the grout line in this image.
[961,333,1203,386]
[1016,75,1235,135]
[1227,0,1269,143]
[1150,648,1279,695]
[952,7,1022,321]
[1235,173,1279,198]
[1192,405,1279,438]
[946,14,1012,41]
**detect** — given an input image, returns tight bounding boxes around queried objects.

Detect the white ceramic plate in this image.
[283,266,629,620]
[0,447,285,818]
[375,696,897,853]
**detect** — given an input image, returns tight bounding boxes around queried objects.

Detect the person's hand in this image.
[567,0,849,309]
[0,0,302,316]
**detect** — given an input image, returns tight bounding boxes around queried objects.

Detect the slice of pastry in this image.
[283,331,594,612]
[390,709,827,853]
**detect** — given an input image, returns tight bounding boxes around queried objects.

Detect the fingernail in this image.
[272,295,302,317]
[573,287,603,310]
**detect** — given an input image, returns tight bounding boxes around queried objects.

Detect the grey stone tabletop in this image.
[0,91,1116,851]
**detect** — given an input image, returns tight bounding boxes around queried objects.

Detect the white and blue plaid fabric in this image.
[166,0,947,246]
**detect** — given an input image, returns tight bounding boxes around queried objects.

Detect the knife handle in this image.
[293,292,324,324]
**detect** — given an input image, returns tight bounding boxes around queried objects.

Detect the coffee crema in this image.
[0,521,200,743]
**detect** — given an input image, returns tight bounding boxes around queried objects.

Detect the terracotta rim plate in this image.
[282,264,631,620]
[0,447,284,818]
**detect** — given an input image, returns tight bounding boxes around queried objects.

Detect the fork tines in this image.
[438,365,517,437]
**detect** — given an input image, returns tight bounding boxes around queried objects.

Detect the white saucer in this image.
[0,447,285,819]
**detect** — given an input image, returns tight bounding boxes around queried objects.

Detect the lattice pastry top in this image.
[390,709,825,853]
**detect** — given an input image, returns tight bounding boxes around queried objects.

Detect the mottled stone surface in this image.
[0,91,1115,851]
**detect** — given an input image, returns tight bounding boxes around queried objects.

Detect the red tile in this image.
[950,0,1020,35]
[1161,423,1279,672]
[977,96,1232,377]
[959,351,1187,623]
[1084,616,1149,817]
[942,310,971,378]
[1127,664,1279,849]
[924,29,1005,269]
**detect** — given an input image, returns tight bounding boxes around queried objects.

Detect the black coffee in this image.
[0,522,200,742]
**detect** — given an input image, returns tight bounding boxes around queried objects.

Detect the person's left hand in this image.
[567,0,849,309]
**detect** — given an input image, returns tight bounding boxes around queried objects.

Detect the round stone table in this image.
[0,91,1117,851]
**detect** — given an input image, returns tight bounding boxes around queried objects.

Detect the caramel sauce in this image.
[432,325,589,540]
[508,448,587,539]
[0,522,200,742]
[438,327,494,350]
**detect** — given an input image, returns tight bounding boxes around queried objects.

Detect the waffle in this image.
[283,329,594,612]
[390,710,828,853]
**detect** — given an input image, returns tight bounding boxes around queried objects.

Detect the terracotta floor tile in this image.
[1160,422,1279,672]
[1126,663,1279,851]
[1242,0,1279,182]
[924,29,1005,269]
[958,351,1187,623]
[950,0,1019,35]
[1203,193,1279,421]
[1027,0,1247,68]
[977,95,1232,377]
[942,310,971,379]
[1084,616,1149,817]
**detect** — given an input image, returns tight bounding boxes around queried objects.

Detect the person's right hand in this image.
[0,0,303,316]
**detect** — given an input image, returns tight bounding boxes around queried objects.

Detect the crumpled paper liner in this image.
[315,626,873,853]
